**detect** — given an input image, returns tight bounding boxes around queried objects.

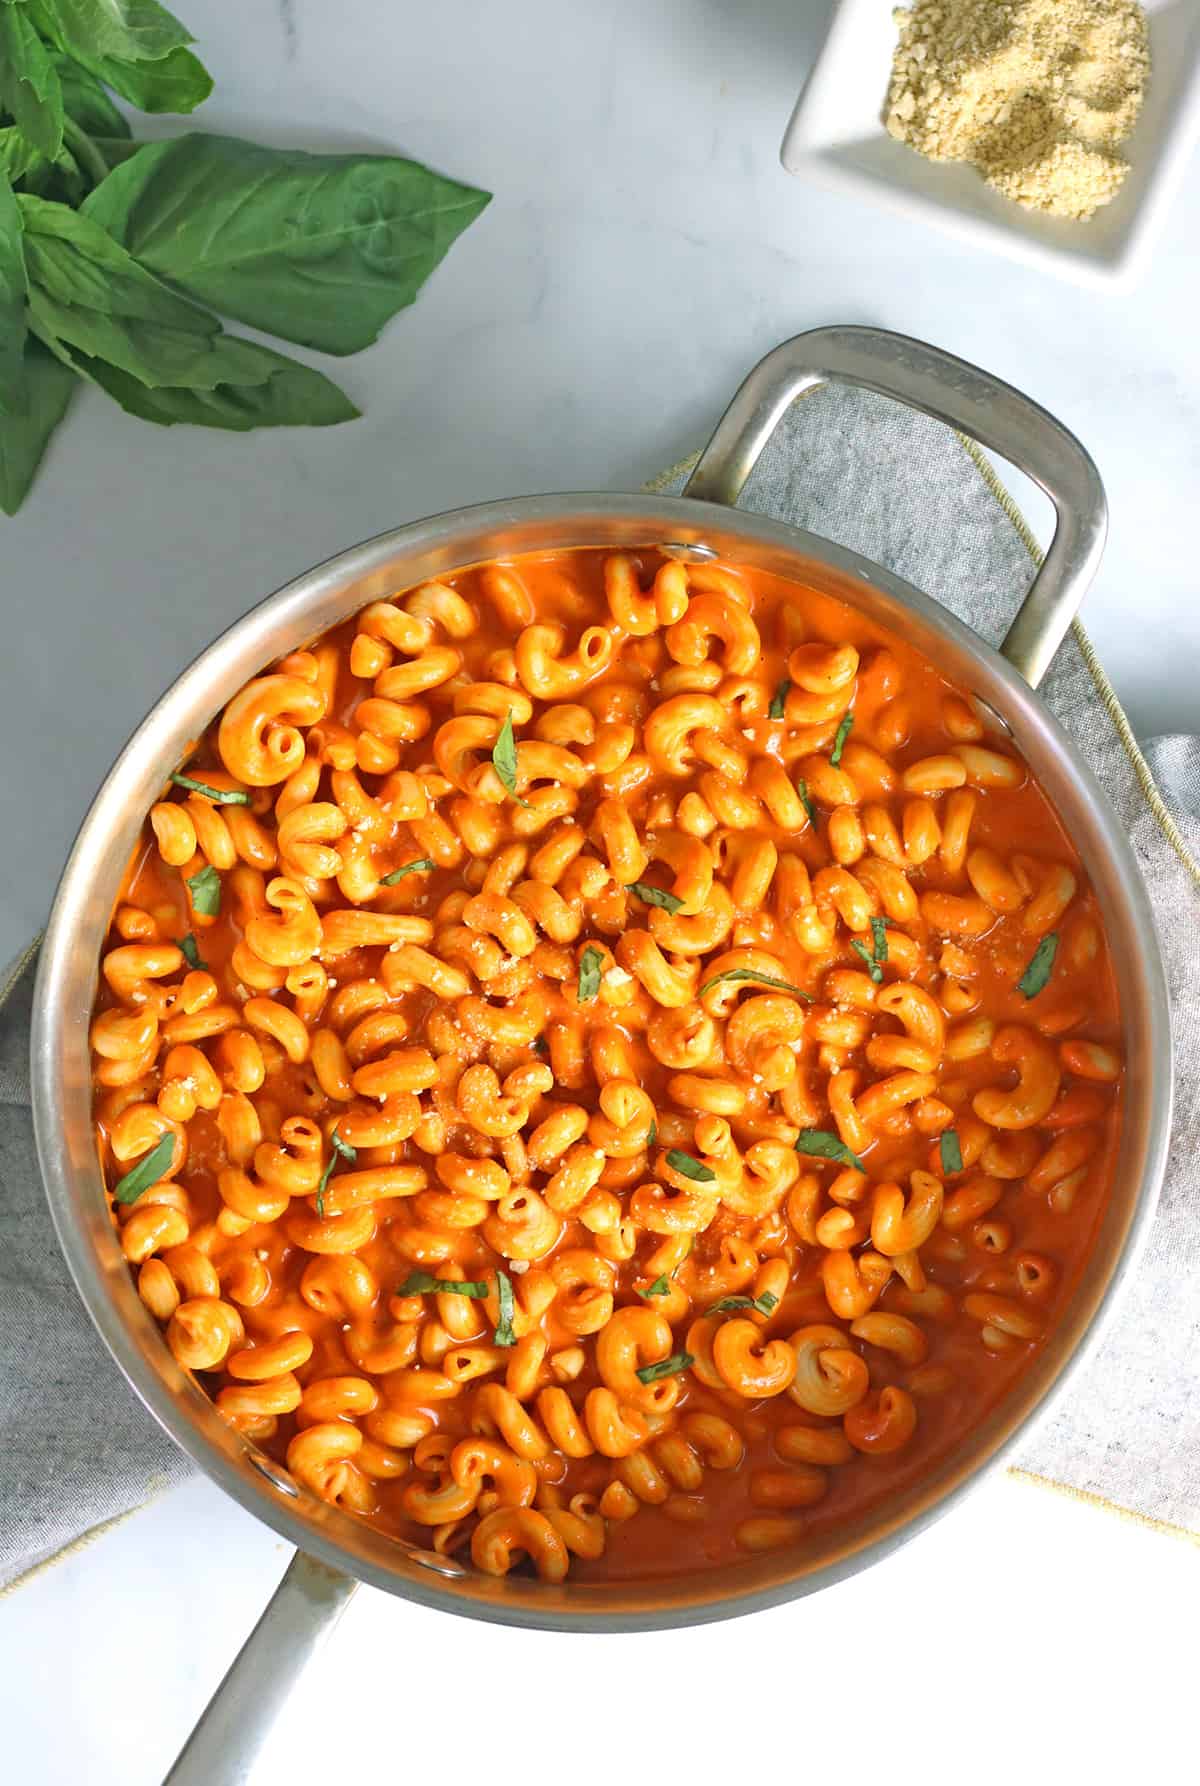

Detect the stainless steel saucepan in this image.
[31,328,1171,1783]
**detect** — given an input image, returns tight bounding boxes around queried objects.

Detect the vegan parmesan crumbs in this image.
[885,0,1150,220]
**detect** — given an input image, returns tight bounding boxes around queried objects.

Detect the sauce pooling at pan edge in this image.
[90,547,1122,1582]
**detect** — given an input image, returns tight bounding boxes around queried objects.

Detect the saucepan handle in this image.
[163,1551,357,1785]
[682,325,1107,690]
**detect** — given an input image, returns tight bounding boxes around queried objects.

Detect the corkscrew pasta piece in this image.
[90,545,1124,1581]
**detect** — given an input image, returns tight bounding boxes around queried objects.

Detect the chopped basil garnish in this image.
[381,858,434,886]
[179,933,205,970]
[851,938,884,983]
[492,713,530,808]
[870,915,889,964]
[707,1291,779,1319]
[830,712,854,767]
[666,1148,716,1183]
[629,881,684,914]
[112,1131,176,1206]
[1018,932,1059,999]
[494,1270,517,1347]
[578,943,604,1003]
[697,967,812,1001]
[186,863,221,917]
[170,772,249,805]
[794,1129,865,1172]
[940,1129,964,1174]
[797,779,816,827]
[769,678,790,721]
[397,1271,489,1298]
[646,1120,657,1150]
[636,1352,693,1385]
[637,1275,671,1299]
[315,1125,355,1218]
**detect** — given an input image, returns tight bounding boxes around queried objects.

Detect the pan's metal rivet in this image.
[970,693,1014,737]
[659,540,719,563]
[249,1453,300,1498]
[408,1547,469,1579]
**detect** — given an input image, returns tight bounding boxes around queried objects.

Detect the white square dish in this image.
[780,0,1200,287]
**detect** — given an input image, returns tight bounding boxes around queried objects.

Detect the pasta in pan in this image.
[90,547,1123,1581]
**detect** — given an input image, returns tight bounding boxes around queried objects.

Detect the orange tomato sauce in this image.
[90,547,1122,1583]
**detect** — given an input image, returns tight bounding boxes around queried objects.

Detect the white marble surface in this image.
[2,4,1199,1776]
[1,0,1198,968]
[4,1468,1197,1784]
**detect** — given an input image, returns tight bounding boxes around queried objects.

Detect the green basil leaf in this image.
[82,133,491,356]
[636,1352,692,1385]
[697,966,811,1001]
[796,778,816,826]
[0,170,28,415]
[493,1269,516,1347]
[646,1120,657,1151]
[169,771,248,804]
[706,1291,779,1318]
[330,1129,357,1165]
[70,44,211,113]
[0,336,75,513]
[637,1275,670,1299]
[628,880,683,914]
[76,341,359,430]
[33,0,195,68]
[794,1129,865,1172]
[18,195,275,390]
[830,711,853,767]
[313,1124,355,1217]
[51,50,131,139]
[490,711,527,806]
[397,1270,488,1298]
[850,937,883,983]
[769,678,789,721]
[112,1129,174,1204]
[0,126,47,189]
[1018,932,1058,999]
[577,943,604,1003]
[870,915,889,965]
[179,931,203,969]
[381,857,434,886]
[940,1128,964,1175]
[185,862,220,915]
[0,6,64,160]
[665,1148,715,1184]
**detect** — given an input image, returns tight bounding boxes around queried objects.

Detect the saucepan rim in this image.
[31,490,1172,1631]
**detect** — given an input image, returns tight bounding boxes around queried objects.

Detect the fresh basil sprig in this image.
[491,712,530,808]
[1018,932,1058,999]
[629,881,683,914]
[111,1129,174,1205]
[577,943,604,1003]
[0,0,489,514]
[665,1148,715,1184]
[830,711,853,766]
[185,862,220,916]
[940,1128,964,1174]
[707,1291,779,1319]
[178,931,203,969]
[794,1129,865,1172]
[636,1352,693,1385]
[397,1271,488,1299]
[637,1275,671,1299]
[769,678,789,721]
[698,966,811,1001]
[314,1125,356,1218]
[170,770,248,804]
[381,858,434,886]
[493,1270,516,1347]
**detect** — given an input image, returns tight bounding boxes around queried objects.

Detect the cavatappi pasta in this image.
[91,548,1123,1582]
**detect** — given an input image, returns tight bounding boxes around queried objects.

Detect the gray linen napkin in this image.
[2,383,1198,1593]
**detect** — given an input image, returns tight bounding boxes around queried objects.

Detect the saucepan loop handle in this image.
[164,1551,357,1785]
[683,325,1107,690]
